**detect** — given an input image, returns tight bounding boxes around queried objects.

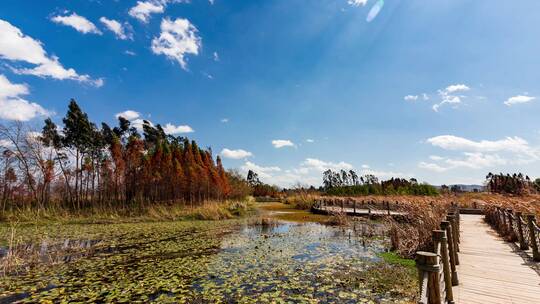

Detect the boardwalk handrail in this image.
[416,208,460,304]
[485,207,540,261]
[312,198,407,218]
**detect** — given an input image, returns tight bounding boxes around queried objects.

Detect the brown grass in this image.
[1,201,253,224]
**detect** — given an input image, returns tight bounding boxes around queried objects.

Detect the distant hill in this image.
[435,184,486,192]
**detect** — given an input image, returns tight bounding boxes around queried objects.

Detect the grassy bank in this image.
[1,200,254,225]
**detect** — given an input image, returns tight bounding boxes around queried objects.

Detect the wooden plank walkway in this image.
[455,214,540,303]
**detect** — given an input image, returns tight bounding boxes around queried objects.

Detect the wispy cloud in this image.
[404,95,418,101]
[347,0,368,7]
[100,17,133,40]
[51,12,102,35]
[272,139,295,148]
[419,134,540,172]
[432,84,470,112]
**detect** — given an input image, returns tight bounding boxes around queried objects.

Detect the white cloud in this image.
[301,158,353,172]
[100,17,133,40]
[220,118,229,123]
[429,155,444,161]
[420,134,540,172]
[129,0,188,23]
[51,13,102,35]
[0,19,102,86]
[113,111,192,135]
[361,164,370,169]
[130,118,148,132]
[151,18,201,70]
[213,51,219,61]
[129,1,165,23]
[404,95,418,101]
[0,74,50,121]
[115,110,140,120]
[422,93,429,100]
[360,168,410,179]
[419,161,448,172]
[419,153,507,172]
[241,161,281,181]
[445,84,470,93]
[504,95,535,106]
[162,123,194,134]
[272,139,295,148]
[427,135,536,156]
[306,139,314,143]
[220,148,252,159]
[347,0,368,7]
[432,84,470,112]
[125,50,137,56]
[445,152,507,169]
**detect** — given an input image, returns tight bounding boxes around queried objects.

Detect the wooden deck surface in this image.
[455,215,540,303]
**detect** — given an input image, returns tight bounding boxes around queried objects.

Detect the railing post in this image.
[441,221,458,286]
[447,215,460,257]
[506,209,517,242]
[515,212,529,250]
[502,209,508,235]
[416,251,442,304]
[353,200,356,215]
[433,230,454,303]
[526,214,540,261]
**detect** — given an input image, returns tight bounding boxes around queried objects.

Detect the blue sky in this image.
[1,0,540,187]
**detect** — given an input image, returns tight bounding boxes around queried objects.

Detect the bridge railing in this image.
[314,198,399,215]
[486,207,540,261]
[416,208,460,304]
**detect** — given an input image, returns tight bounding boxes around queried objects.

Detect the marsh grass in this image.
[282,193,318,210]
[1,201,253,224]
[1,225,22,276]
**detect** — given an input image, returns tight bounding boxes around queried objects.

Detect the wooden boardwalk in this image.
[311,205,407,217]
[455,215,540,303]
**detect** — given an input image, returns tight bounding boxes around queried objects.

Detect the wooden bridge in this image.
[311,199,407,219]
[312,199,540,302]
[417,208,540,304]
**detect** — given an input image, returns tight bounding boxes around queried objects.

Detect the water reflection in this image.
[193,220,389,302]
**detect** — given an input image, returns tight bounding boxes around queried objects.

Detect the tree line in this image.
[485,172,540,195]
[0,100,247,212]
[322,169,438,196]
[246,170,279,197]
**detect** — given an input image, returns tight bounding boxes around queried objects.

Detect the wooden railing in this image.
[416,208,460,304]
[485,207,540,261]
[313,198,399,215]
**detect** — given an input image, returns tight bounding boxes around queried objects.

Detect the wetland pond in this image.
[0,206,416,303]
